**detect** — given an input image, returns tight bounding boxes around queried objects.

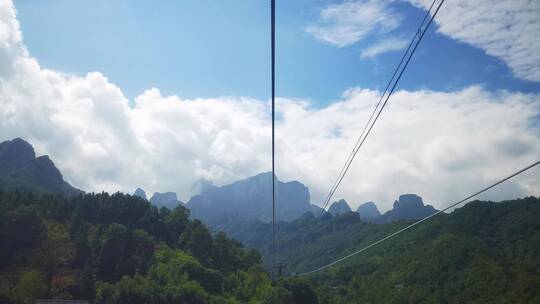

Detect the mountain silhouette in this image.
[187,172,311,227]
[356,201,381,219]
[328,199,352,215]
[376,194,437,223]
[150,192,183,209]
[0,138,80,196]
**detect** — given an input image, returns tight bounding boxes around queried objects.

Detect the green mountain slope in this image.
[1,139,538,304]
[225,197,540,303]
[0,191,317,303]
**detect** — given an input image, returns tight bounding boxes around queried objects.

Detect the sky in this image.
[1,0,539,212]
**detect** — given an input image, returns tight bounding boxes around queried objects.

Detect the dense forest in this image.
[227,197,540,303]
[0,190,317,303]
[1,188,539,303]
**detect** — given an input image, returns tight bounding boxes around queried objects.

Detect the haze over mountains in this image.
[186,172,312,227]
[0,138,439,227]
[133,188,184,209]
[325,195,437,224]
[2,138,539,303]
[356,201,381,219]
[328,199,352,215]
[133,188,147,200]
[377,194,438,223]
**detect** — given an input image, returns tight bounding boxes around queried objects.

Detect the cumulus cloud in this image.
[0,0,539,212]
[305,0,401,47]
[277,87,540,211]
[0,0,27,78]
[408,0,540,82]
[360,37,408,58]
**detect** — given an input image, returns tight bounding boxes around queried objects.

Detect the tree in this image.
[96,223,127,280]
[178,220,213,265]
[11,270,48,304]
[164,206,190,246]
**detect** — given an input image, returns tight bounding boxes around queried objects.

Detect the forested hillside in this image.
[0,191,317,303]
[227,197,540,303]
[1,183,538,303]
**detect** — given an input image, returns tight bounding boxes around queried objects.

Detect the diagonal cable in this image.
[302,160,540,276]
[319,0,443,215]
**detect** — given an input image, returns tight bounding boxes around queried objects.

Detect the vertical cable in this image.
[270,0,276,277]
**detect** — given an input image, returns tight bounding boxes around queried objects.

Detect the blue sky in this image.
[15,0,540,106]
[2,0,539,209]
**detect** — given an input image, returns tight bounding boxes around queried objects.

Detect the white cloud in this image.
[0,0,27,78]
[305,0,401,47]
[361,37,408,58]
[277,87,540,211]
[408,0,540,82]
[1,0,539,212]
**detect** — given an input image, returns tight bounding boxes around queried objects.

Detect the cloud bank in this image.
[1,1,539,212]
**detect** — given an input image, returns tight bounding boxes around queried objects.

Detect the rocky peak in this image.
[133,188,147,200]
[328,199,352,216]
[0,137,36,169]
[378,194,438,223]
[393,194,425,210]
[186,172,311,226]
[356,201,381,218]
[150,192,182,209]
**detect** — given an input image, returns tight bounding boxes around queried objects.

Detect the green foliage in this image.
[0,190,313,303]
[11,270,48,304]
[262,286,294,304]
[0,202,45,266]
[277,278,319,304]
[227,266,273,302]
[245,196,540,303]
[5,189,538,303]
[178,219,214,265]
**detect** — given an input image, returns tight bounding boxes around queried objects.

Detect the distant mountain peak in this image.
[328,199,352,215]
[150,192,182,209]
[187,172,311,226]
[393,194,424,210]
[356,201,381,219]
[377,194,437,224]
[133,188,147,200]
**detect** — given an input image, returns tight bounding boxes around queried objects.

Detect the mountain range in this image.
[1,137,539,302]
[176,174,438,228]
[0,138,438,227]
[325,194,437,224]
[230,196,540,302]
[224,194,439,254]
